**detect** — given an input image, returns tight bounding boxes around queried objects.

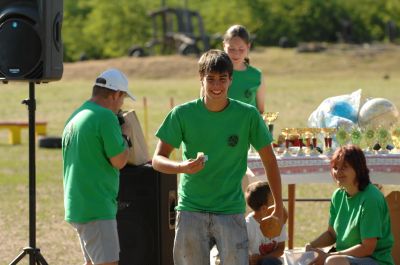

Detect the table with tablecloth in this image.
[247,153,400,249]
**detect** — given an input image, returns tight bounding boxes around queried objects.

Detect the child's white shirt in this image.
[246,212,287,255]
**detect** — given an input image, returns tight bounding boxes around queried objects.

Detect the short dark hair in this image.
[245,181,271,211]
[330,145,371,191]
[92,85,117,98]
[198,49,233,78]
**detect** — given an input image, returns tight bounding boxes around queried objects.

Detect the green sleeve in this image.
[155,107,183,149]
[249,108,272,150]
[101,112,125,158]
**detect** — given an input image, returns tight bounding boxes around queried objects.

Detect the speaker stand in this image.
[9,82,48,265]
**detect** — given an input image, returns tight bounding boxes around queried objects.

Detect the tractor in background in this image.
[128,7,216,57]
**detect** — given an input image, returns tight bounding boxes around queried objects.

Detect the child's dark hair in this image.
[246,181,271,211]
[198,49,233,78]
[330,145,371,191]
[223,24,251,64]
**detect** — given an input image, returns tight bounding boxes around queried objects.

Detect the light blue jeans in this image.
[173,211,249,265]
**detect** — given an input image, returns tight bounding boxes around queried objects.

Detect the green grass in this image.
[1,45,400,264]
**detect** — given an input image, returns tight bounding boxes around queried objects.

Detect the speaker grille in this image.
[25,61,43,79]
[0,18,41,78]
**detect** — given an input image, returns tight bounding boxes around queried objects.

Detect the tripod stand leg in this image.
[35,252,49,265]
[9,250,27,265]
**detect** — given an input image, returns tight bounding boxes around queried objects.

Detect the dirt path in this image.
[63,55,198,80]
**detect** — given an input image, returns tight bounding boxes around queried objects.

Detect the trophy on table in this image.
[303,129,313,155]
[336,126,349,147]
[377,127,390,154]
[391,127,400,153]
[309,128,321,156]
[350,127,362,147]
[263,112,279,138]
[363,128,376,154]
[281,128,292,157]
[321,128,336,155]
[296,128,307,156]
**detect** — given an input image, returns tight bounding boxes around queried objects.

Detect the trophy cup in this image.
[296,128,307,156]
[303,129,313,155]
[363,128,376,154]
[309,128,321,156]
[336,127,349,147]
[350,127,362,147]
[281,128,292,157]
[263,112,279,137]
[321,128,336,155]
[391,127,400,153]
[377,127,390,154]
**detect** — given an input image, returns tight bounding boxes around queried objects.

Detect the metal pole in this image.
[28,82,36,265]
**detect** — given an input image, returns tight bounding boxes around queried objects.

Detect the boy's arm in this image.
[152,140,204,174]
[258,144,284,220]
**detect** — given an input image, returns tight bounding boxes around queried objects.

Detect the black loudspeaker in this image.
[0,0,63,82]
[117,164,177,265]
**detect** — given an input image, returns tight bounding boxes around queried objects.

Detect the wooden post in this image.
[288,184,296,249]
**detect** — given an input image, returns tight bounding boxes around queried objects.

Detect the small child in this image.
[245,181,287,265]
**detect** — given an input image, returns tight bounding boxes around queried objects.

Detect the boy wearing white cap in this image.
[62,68,135,265]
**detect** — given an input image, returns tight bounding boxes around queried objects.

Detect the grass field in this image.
[1,44,400,264]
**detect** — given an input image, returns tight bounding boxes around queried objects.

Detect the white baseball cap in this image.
[94,68,136,101]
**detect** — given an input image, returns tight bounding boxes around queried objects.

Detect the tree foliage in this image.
[62,0,400,61]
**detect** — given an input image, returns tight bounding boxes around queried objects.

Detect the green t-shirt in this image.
[62,100,126,223]
[228,65,262,108]
[156,98,272,214]
[329,184,394,265]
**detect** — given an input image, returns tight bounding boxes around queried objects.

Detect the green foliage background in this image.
[63,0,400,61]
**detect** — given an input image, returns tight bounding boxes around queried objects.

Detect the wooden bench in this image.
[0,121,47,144]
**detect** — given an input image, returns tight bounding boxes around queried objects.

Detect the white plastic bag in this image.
[308,89,362,129]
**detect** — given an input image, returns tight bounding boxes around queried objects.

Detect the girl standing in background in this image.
[223,24,266,114]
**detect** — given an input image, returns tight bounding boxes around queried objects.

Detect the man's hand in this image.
[178,156,205,174]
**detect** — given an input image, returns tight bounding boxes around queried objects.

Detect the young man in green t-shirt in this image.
[152,49,284,265]
[62,68,135,265]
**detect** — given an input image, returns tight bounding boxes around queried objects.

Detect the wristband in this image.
[122,134,132,148]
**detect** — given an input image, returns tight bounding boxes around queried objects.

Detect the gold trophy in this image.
[309,128,321,156]
[263,112,279,137]
[391,127,400,153]
[296,128,307,156]
[321,128,336,155]
[303,128,313,155]
[281,128,292,157]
